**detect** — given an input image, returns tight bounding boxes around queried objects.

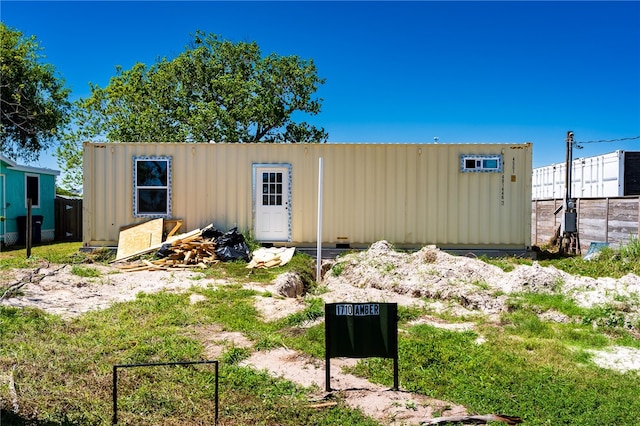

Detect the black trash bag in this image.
[156,242,174,258]
[214,227,251,262]
[201,225,224,240]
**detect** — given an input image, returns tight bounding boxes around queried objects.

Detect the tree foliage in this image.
[0,23,70,162]
[57,31,327,189]
[74,31,326,143]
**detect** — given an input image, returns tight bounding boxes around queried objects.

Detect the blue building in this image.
[0,154,59,246]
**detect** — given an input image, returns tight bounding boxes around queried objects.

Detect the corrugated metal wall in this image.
[84,142,532,249]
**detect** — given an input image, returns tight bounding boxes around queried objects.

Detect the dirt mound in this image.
[323,241,640,323]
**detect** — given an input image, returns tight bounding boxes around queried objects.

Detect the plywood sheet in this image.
[115,218,164,260]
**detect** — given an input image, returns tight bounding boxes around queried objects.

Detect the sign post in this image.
[316,157,323,283]
[325,302,398,391]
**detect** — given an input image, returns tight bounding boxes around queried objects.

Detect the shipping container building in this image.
[83,142,533,253]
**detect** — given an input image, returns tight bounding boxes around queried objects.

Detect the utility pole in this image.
[565,131,573,204]
[561,131,579,254]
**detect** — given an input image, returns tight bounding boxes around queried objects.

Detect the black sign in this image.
[325,302,398,390]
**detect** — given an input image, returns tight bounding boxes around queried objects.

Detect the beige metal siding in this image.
[84,142,532,249]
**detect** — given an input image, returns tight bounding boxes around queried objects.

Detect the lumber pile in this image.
[115,225,220,272]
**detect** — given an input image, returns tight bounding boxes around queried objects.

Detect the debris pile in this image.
[113,220,251,272]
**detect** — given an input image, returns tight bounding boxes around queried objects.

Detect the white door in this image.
[254,165,290,241]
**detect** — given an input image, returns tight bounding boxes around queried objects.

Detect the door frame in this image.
[252,163,292,242]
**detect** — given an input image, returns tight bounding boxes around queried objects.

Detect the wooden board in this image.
[112,226,206,264]
[115,218,164,260]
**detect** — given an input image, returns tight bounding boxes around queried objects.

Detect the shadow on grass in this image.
[0,408,84,426]
[532,246,578,260]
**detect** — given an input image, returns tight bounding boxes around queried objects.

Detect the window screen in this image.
[460,155,503,172]
[133,157,172,217]
[26,175,40,207]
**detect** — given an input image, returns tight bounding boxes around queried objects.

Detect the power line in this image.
[576,135,640,144]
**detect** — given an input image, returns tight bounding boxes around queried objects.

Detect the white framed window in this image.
[460,154,503,173]
[133,156,172,217]
[25,174,40,208]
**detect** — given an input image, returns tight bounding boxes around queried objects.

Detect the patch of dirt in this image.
[1,264,217,318]
[239,348,467,425]
[587,346,640,373]
[2,241,640,425]
[191,325,253,359]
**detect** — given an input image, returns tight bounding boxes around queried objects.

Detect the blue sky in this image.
[2,1,639,170]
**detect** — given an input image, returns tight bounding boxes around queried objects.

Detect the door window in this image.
[262,172,283,206]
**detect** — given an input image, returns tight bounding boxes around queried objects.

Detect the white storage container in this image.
[532,151,640,200]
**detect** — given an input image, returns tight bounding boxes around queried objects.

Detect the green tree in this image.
[57,32,327,187]
[0,23,70,162]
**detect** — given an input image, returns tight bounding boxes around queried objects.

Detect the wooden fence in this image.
[55,196,82,242]
[532,196,640,252]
